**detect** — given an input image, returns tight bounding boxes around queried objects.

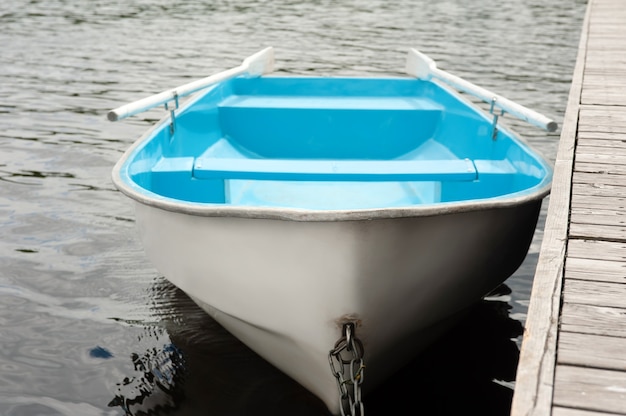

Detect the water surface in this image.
[0,1,586,414]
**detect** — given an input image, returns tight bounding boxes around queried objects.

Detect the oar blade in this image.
[405,48,437,79]
[243,47,275,76]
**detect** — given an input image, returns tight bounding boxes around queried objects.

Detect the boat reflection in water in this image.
[108,332,186,415]
[108,278,522,415]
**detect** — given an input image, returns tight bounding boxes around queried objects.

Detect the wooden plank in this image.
[574,162,626,176]
[570,204,626,240]
[585,69,626,77]
[554,406,626,416]
[558,331,626,370]
[573,171,626,188]
[568,239,626,262]
[581,91,626,107]
[584,63,626,71]
[565,256,626,284]
[563,279,626,309]
[570,210,626,225]
[577,131,626,141]
[554,365,626,414]
[576,152,626,165]
[577,142,626,154]
[569,222,626,242]
[581,87,626,107]
[571,194,626,210]
[573,182,626,198]
[583,77,626,88]
[579,106,626,127]
[560,303,626,337]
[577,121,626,133]
[579,104,626,114]
[571,212,626,234]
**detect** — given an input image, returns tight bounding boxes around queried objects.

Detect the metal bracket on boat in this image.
[329,322,365,416]
[164,92,180,135]
[406,48,558,133]
[489,97,506,140]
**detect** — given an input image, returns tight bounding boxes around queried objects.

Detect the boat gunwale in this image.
[113,160,551,223]
[111,75,553,222]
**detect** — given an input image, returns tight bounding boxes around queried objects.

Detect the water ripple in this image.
[0,0,587,413]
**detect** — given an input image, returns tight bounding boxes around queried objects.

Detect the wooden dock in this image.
[511,0,626,414]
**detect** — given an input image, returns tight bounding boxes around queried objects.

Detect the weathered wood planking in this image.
[560,303,626,337]
[513,0,626,414]
[563,279,626,309]
[565,257,626,284]
[573,171,626,188]
[569,223,626,241]
[553,408,622,416]
[509,1,591,414]
[576,149,626,163]
[581,1,626,106]
[558,0,626,405]
[572,183,626,198]
[553,365,626,415]
[578,106,626,132]
[568,239,626,262]
[558,331,626,370]
[570,208,626,241]
[571,195,626,211]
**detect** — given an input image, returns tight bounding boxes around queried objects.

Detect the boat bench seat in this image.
[150,157,520,183]
[191,158,478,182]
[150,157,521,183]
[219,95,442,111]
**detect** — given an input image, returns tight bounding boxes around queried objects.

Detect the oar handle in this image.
[107,47,275,121]
[406,49,558,132]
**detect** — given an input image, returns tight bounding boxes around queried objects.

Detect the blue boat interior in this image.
[125,76,550,210]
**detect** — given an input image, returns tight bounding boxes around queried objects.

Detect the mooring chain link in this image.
[328,322,365,416]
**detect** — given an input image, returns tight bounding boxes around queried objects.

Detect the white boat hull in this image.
[109,49,554,414]
[133,199,542,413]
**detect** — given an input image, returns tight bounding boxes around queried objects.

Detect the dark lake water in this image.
[0,1,586,414]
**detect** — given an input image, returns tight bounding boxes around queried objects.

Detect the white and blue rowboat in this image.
[110,47,554,415]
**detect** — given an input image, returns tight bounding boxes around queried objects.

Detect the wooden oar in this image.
[108,47,275,121]
[405,48,558,132]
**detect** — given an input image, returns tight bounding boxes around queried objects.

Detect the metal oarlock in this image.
[164,92,180,135]
[490,97,506,140]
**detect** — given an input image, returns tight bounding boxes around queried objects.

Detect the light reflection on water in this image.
[0,0,586,414]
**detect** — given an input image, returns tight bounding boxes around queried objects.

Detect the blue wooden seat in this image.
[192,157,477,182]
